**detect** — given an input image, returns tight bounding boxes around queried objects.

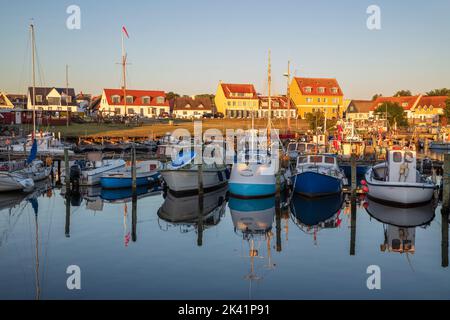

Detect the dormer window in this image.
[331,87,338,94]
[36,95,43,103]
[185,104,191,108]
[401,102,408,107]
[318,87,325,94]
[198,104,204,108]
[156,96,165,104]
[142,96,150,104]
[112,95,120,104]
[304,87,312,93]
[126,96,134,104]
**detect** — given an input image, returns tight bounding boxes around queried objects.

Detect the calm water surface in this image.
[0,178,449,300]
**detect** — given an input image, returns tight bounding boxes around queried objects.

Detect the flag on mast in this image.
[122,26,130,38]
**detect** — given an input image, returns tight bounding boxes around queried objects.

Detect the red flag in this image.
[122,26,129,38]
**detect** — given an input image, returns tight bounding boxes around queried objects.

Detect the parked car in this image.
[214,112,224,119]
[202,113,214,119]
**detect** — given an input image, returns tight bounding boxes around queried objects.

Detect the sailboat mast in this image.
[286,60,291,132]
[30,23,36,138]
[122,31,127,115]
[267,50,272,137]
[66,64,69,127]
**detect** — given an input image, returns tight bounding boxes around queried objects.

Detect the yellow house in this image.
[290,77,344,119]
[410,95,447,123]
[214,82,259,118]
[0,92,14,109]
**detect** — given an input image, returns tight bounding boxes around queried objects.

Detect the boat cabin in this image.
[296,154,339,169]
[372,150,417,183]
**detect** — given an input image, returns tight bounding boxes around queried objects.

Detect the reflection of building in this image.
[289,77,344,119]
[99,89,170,117]
[214,82,259,118]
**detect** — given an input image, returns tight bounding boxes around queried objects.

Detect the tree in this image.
[444,98,450,121]
[165,91,180,101]
[374,102,408,127]
[393,90,412,97]
[305,111,325,131]
[426,88,450,96]
[372,93,382,101]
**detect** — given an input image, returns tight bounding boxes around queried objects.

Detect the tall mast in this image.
[286,60,291,132]
[122,30,127,115]
[66,64,69,127]
[267,50,272,137]
[30,23,36,138]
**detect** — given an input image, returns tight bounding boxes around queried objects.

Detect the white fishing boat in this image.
[429,141,450,150]
[70,156,126,186]
[5,132,73,156]
[161,149,229,195]
[0,171,34,193]
[100,160,161,189]
[364,149,436,206]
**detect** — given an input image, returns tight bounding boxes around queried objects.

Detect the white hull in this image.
[80,160,126,186]
[365,169,435,205]
[0,172,35,193]
[161,167,228,193]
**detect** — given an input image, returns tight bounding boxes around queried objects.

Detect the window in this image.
[331,88,338,94]
[115,108,121,114]
[36,95,43,103]
[156,96,165,104]
[405,152,414,163]
[393,152,402,163]
[243,101,246,107]
[227,101,231,106]
[297,156,307,164]
[310,156,323,163]
[304,87,312,93]
[67,107,72,112]
[65,96,72,103]
[112,95,120,104]
[126,96,134,104]
[317,98,321,103]
[142,96,150,104]
[323,98,328,103]
[160,108,165,114]
[140,108,144,116]
[306,97,313,103]
[128,108,135,114]
[325,156,335,164]
[318,87,325,94]
[332,98,338,104]
[48,97,61,105]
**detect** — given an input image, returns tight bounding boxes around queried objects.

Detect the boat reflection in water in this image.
[290,193,344,244]
[229,196,276,298]
[364,198,436,255]
[157,186,228,241]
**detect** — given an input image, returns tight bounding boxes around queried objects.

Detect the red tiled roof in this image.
[221,83,257,99]
[371,96,421,111]
[173,97,213,111]
[416,96,448,108]
[259,96,294,110]
[103,89,169,106]
[294,77,343,96]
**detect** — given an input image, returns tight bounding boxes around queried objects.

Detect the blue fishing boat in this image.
[291,154,346,197]
[101,160,160,189]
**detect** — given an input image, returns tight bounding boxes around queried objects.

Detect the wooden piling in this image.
[132,195,137,243]
[443,154,450,212]
[351,154,357,195]
[57,159,62,185]
[275,195,282,253]
[350,196,357,256]
[65,192,70,238]
[64,148,70,189]
[197,159,204,247]
[131,144,137,194]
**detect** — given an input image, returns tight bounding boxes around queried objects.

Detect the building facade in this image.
[214,82,259,118]
[99,89,170,117]
[27,87,77,112]
[290,77,344,119]
[0,92,14,109]
[258,96,297,119]
[345,100,373,121]
[172,97,213,119]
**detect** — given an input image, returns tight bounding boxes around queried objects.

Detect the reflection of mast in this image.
[276,203,282,252]
[350,196,357,256]
[442,209,449,268]
[245,239,262,300]
[34,212,40,300]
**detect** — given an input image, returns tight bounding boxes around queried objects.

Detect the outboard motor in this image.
[69,163,82,187]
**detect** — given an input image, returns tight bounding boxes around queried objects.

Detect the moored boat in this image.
[70,156,126,186]
[364,149,435,206]
[291,154,346,197]
[0,172,34,193]
[100,160,160,189]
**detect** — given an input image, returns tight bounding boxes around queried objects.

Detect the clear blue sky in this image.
[1,0,449,99]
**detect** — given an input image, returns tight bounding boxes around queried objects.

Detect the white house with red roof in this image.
[214,82,259,118]
[99,89,170,117]
[258,96,297,119]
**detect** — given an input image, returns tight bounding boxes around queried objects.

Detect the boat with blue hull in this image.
[100,160,161,189]
[291,154,347,197]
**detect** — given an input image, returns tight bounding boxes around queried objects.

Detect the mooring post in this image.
[197,160,204,247]
[64,148,70,189]
[131,144,137,195]
[350,196,357,256]
[443,154,450,212]
[351,153,357,195]
[275,195,282,253]
[57,159,62,185]
[442,208,449,268]
[65,192,71,238]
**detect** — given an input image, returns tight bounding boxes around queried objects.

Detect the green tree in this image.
[374,102,408,127]
[393,90,412,97]
[444,98,450,120]
[165,91,180,101]
[305,111,324,130]
[372,93,382,101]
[426,88,450,96]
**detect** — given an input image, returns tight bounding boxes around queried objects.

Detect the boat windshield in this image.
[324,156,336,164]
[310,156,323,163]
[297,144,306,152]
[288,143,297,151]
